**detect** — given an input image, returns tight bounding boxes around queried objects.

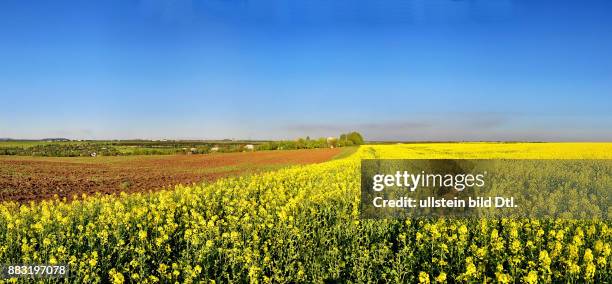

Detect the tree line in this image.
[0,132,365,157]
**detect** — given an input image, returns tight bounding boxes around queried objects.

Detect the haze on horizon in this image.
[1,0,612,141]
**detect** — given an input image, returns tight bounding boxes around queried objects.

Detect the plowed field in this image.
[0,148,341,202]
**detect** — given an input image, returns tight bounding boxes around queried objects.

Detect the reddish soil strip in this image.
[0,148,341,202]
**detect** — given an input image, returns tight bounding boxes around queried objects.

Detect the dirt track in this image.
[0,148,341,202]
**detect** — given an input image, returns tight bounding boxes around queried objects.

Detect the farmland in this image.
[0,143,610,283]
[0,148,342,202]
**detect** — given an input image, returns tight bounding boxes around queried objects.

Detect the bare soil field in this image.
[0,148,342,202]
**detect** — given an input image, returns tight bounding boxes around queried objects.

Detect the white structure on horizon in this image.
[326,137,338,148]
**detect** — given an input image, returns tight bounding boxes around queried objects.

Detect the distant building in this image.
[244,144,255,151]
[210,146,220,152]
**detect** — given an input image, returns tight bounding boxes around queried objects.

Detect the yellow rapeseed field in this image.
[0,143,610,283]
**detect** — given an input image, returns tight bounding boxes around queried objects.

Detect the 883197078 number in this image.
[1,264,68,279]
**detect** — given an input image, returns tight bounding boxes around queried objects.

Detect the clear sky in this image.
[1,0,611,141]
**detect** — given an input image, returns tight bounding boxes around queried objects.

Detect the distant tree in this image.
[296,138,306,149]
[317,138,327,148]
[346,131,364,145]
[338,131,364,145]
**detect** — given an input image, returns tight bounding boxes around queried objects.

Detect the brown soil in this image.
[0,148,341,202]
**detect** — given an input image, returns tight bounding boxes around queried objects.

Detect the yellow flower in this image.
[538,250,551,267]
[597,257,606,268]
[435,272,446,282]
[584,263,596,280]
[584,248,594,262]
[418,272,430,284]
[69,256,77,266]
[138,230,147,240]
[463,258,477,279]
[109,269,125,284]
[603,244,611,257]
[568,262,580,275]
[458,225,468,235]
[523,271,538,284]
[511,240,521,254]
[496,272,511,284]
[158,263,168,275]
[594,240,604,253]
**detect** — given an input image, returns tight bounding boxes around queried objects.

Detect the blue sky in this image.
[1,0,611,141]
